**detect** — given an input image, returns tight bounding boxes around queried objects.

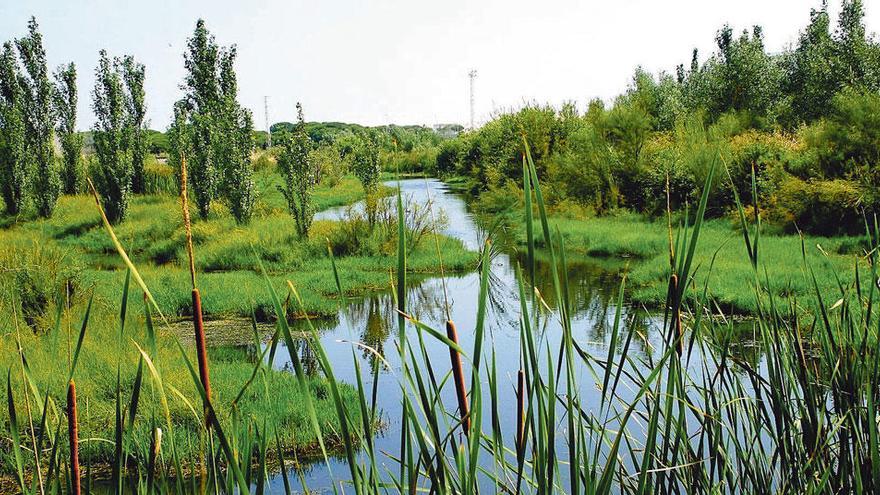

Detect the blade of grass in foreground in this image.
[253,252,336,486]
[6,369,26,493]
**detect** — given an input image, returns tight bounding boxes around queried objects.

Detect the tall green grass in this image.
[3,141,880,494]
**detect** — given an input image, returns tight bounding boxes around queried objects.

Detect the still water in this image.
[236,178,763,492]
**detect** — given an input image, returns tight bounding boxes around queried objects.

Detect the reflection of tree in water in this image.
[341,282,447,371]
[510,251,667,361]
[287,315,340,376]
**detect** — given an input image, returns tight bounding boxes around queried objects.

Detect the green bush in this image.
[776,176,866,235]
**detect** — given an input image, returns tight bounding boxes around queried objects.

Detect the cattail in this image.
[192,288,211,404]
[67,380,81,495]
[446,320,470,433]
[180,155,212,415]
[516,369,525,455]
[671,274,682,356]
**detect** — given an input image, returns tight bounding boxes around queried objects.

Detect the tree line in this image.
[0,18,261,225]
[0,17,441,234]
[438,0,880,235]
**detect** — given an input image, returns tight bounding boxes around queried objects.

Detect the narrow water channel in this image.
[242,178,764,492]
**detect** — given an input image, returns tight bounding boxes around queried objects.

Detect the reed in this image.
[445,320,470,433]
[3,139,880,494]
[65,380,80,495]
[180,155,212,410]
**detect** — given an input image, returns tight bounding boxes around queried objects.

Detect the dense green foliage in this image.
[90,51,136,224]
[176,19,255,223]
[349,133,381,226]
[441,1,880,235]
[276,103,315,237]
[52,62,83,195]
[16,18,59,218]
[0,42,28,215]
[122,56,148,194]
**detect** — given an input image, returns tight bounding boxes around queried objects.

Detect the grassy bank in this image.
[3,171,475,320]
[516,211,870,315]
[0,302,357,474]
[0,169,475,485]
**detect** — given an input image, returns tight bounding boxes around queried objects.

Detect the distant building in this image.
[433,123,464,139]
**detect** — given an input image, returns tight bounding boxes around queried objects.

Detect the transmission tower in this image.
[264,96,271,148]
[468,69,477,129]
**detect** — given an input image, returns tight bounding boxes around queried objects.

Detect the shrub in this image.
[311,145,345,187]
[776,176,866,234]
[803,89,880,186]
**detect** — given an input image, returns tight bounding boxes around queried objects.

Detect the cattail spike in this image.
[446,320,470,433]
[192,289,212,409]
[67,380,81,495]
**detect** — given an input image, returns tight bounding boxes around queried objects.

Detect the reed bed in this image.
[2,141,879,494]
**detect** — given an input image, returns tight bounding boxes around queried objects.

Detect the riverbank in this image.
[0,173,476,484]
[513,211,870,315]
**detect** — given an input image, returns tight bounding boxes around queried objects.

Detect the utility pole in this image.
[264,96,271,148]
[468,69,477,130]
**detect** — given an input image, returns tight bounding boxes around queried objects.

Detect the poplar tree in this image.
[351,132,381,227]
[182,19,219,218]
[167,99,191,194]
[17,17,59,217]
[0,42,28,214]
[122,55,147,193]
[215,46,254,223]
[91,51,133,223]
[53,62,83,194]
[180,19,254,222]
[277,102,315,237]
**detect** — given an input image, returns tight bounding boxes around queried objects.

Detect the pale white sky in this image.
[1,0,877,131]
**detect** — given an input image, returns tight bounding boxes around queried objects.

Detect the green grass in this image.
[4,141,880,494]
[517,212,871,315]
[0,168,475,488]
[1,170,475,319]
[0,303,356,473]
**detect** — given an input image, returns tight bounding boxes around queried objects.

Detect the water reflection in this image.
[213,179,768,491]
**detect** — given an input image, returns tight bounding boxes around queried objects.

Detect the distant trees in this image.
[439,0,880,235]
[17,18,59,218]
[177,19,254,223]
[0,42,28,214]
[53,62,83,194]
[167,100,190,194]
[91,51,137,223]
[277,102,315,237]
[785,5,837,124]
[350,132,381,226]
[122,56,148,194]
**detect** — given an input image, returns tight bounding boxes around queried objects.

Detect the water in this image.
[242,178,760,492]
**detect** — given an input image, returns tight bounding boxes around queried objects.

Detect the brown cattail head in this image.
[516,369,525,455]
[67,380,81,495]
[192,289,212,412]
[670,274,682,356]
[446,320,470,433]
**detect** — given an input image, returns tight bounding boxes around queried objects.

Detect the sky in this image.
[1,0,878,131]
